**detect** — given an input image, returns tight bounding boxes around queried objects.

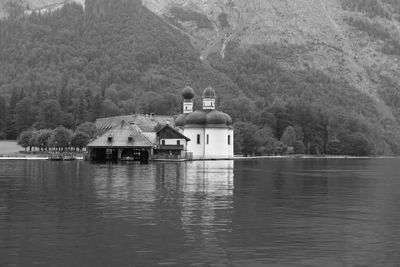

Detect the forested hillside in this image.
[1,0,400,156]
[0,0,238,136]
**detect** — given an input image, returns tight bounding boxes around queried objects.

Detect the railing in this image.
[152,151,193,160]
[153,154,181,159]
[156,145,184,150]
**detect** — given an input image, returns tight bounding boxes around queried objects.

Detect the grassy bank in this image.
[0,141,23,156]
[0,141,85,159]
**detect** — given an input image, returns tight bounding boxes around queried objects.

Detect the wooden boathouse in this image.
[87,120,154,162]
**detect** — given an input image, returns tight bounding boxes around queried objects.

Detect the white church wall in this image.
[228,129,234,157]
[184,127,234,159]
[204,128,233,158]
[185,128,205,159]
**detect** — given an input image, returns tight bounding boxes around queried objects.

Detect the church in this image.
[86,86,234,161]
[175,86,234,159]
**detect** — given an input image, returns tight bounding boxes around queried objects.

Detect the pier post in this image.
[118,149,122,161]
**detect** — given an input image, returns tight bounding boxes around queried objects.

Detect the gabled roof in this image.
[157,125,190,141]
[95,114,175,132]
[87,120,155,148]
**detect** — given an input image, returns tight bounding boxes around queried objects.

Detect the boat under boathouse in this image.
[86,120,154,162]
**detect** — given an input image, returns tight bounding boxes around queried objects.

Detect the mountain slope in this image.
[142,0,400,119]
[2,0,399,116]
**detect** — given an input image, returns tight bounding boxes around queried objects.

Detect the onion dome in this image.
[175,114,187,127]
[206,110,228,125]
[185,110,207,125]
[182,86,195,100]
[203,86,216,98]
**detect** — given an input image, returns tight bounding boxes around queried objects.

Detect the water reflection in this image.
[1,159,400,266]
[83,160,234,266]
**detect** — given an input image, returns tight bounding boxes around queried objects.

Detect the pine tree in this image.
[36,100,63,129]
[59,87,69,110]
[15,97,35,135]
[280,126,297,147]
[34,88,44,105]
[3,90,19,139]
[0,96,7,138]
[59,73,70,110]
[74,96,87,126]
[90,94,103,121]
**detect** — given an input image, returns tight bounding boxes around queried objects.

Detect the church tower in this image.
[202,86,216,110]
[182,86,195,114]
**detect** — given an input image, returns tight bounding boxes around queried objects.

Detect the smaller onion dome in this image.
[175,114,187,127]
[185,110,207,125]
[206,110,228,125]
[182,86,195,100]
[203,86,216,98]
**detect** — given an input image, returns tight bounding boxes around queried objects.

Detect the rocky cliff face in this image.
[142,0,400,119]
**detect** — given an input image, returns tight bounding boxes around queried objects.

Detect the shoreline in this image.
[0,152,85,160]
[0,156,85,160]
[0,154,398,161]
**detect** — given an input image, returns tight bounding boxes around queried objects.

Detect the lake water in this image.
[0,159,400,266]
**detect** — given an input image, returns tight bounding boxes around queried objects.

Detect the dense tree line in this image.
[210,46,400,156]
[341,0,400,57]
[344,17,400,56]
[378,75,400,127]
[17,122,96,152]
[382,0,400,17]
[341,0,390,18]
[345,17,391,41]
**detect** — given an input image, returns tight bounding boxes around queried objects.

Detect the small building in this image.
[154,125,191,159]
[87,120,154,162]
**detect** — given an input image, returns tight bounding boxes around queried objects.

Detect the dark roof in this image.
[185,110,207,125]
[184,110,232,128]
[157,125,190,141]
[87,120,155,148]
[95,114,175,132]
[175,114,187,127]
[182,86,195,100]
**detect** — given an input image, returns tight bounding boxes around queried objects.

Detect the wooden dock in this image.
[48,153,76,161]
